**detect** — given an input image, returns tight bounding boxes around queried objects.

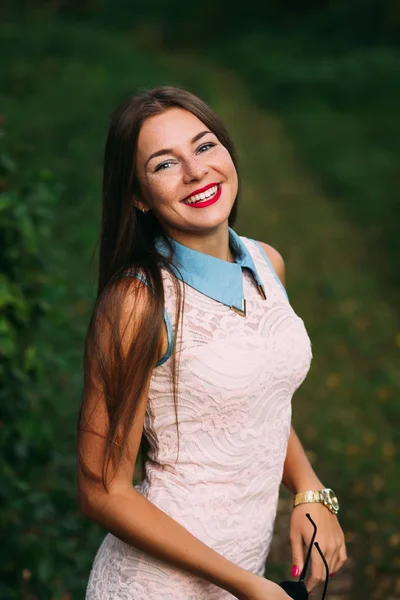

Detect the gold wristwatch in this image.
[293,488,340,515]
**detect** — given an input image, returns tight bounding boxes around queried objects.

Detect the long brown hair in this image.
[77,86,239,490]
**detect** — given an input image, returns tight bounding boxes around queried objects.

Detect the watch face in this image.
[323,488,339,512]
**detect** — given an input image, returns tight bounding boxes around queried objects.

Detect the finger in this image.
[320,539,337,574]
[328,547,340,578]
[289,530,305,579]
[329,533,347,576]
[332,537,348,576]
[323,548,339,583]
[305,550,326,592]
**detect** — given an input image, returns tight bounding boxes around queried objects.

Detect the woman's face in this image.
[135,107,238,242]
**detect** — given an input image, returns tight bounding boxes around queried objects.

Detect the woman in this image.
[77,86,347,599]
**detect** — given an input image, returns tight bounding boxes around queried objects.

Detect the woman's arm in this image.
[281,426,324,493]
[282,427,347,591]
[78,279,288,600]
[81,481,249,596]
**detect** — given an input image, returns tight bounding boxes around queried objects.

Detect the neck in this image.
[165,223,235,263]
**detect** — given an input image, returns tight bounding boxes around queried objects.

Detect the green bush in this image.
[0,128,73,599]
[0,21,193,599]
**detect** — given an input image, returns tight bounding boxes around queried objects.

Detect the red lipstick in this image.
[182,182,220,202]
[181,183,222,209]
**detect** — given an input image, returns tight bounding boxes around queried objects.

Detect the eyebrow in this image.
[144,130,213,169]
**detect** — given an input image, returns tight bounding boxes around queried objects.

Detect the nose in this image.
[182,156,208,183]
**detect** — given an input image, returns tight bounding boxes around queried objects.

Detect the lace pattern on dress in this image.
[86,237,312,599]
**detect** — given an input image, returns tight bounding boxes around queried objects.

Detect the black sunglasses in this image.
[279,513,329,600]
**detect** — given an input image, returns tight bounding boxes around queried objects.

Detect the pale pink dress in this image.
[85,237,313,599]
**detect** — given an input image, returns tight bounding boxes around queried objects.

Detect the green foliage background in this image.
[1,4,399,599]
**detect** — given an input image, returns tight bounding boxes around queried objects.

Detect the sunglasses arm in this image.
[314,542,329,600]
[299,513,317,582]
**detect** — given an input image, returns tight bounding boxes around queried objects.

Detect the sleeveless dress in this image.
[85,233,313,600]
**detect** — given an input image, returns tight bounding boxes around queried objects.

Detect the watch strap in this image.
[293,490,323,508]
[293,488,339,515]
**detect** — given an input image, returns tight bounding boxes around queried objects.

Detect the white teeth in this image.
[184,185,219,205]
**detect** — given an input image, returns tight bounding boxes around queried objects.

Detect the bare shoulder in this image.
[98,274,151,328]
[256,241,286,287]
[95,274,161,359]
[116,273,169,363]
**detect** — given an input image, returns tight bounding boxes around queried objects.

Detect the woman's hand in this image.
[236,573,291,600]
[290,503,347,592]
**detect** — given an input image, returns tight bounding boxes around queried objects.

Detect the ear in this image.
[132,194,150,213]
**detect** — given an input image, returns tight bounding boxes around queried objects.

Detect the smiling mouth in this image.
[182,184,220,206]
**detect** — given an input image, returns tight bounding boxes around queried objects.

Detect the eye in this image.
[154,160,175,172]
[196,142,216,154]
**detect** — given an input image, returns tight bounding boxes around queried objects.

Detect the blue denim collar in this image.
[155,228,265,313]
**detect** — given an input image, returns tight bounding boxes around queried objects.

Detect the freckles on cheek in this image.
[146,182,173,210]
[154,178,180,205]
